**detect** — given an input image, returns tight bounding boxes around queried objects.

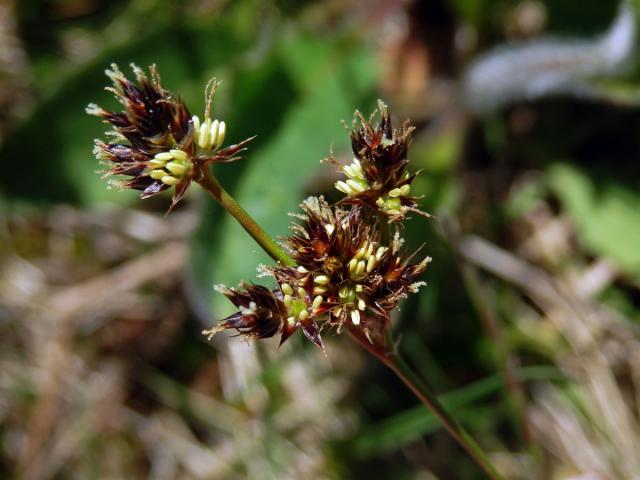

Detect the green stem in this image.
[196,167,295,267]
[350,329,505,480]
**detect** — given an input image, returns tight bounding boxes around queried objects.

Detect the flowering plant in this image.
[90,64,504,480]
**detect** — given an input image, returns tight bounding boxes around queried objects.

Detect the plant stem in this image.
[196,167,295,267]
[350,328,505,480]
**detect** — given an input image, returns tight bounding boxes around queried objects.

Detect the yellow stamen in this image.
[161,175,179,186]
[149,169,166,180]
[312,296,323,309]
[165,161,186,176]
[217,121,226,147]
[169,149,188,161]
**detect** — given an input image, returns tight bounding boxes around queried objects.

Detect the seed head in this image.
[89,64,254,212]
[269,197,430,341]
[330,100,429,222]
[204,282,324,351]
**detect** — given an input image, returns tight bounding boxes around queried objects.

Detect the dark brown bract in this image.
[208,283,286,340]
[205,282,324,350]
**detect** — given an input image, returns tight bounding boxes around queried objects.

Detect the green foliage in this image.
[549,163,640,280]
[351,366,562,457]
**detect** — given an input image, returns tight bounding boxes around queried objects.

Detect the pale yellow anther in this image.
[149,169,166,180]
[348,258,358,274]
[335,181,351,194]
[346,179,366,193]
[324,223,335,236]
[169,149,188,162]
[147,158,167,169]
[354,242,368,259]
[343,165,356,178]
[376,197,386,207]
[355,260,366,276]
[197,119,210,149]
[217,121,226,146]
[351,309,361,325]
[165,161,186,176]
[191,115,201,133]
[161,175,179,186]
[312,295,322,309]
[399,184,411,196]
[366,255,376,273]
[297,266,308,273]
[209,119,219,147]
[283,295,292,307]
[365,242,374,259]
[287,316,296,326]
[358,298,366,311]
[313,286,327,295]
[376,246,387,260]
[298,309,309,321]
[348,159,364,178]
[281,283,293,296]
[388,187,402,198]
[155,152,174,161]
[297,287,307,298]
[338,286,350,299]
[314,275,330,285]
[355,284,364,292]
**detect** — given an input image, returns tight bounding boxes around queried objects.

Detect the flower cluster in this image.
[207,103,431,351]
[88,64,253,211]
[331,100,428,222]
[88,67,429,351]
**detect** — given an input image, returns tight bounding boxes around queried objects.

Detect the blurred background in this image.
[2,0,640,478]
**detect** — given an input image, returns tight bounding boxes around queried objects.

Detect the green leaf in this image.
[548,163,640,280]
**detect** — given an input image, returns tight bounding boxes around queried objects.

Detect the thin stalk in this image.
[350,328,505,480]
[196,167,295,267]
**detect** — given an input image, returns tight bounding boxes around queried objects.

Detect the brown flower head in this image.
[271,196,430,341]
[331,100,428,222]
[88,64,253,211]
[205,282,325,351]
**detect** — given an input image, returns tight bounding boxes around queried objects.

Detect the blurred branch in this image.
[462,1,639,113]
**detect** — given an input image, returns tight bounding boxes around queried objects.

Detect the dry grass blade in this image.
[458,234,640,478]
